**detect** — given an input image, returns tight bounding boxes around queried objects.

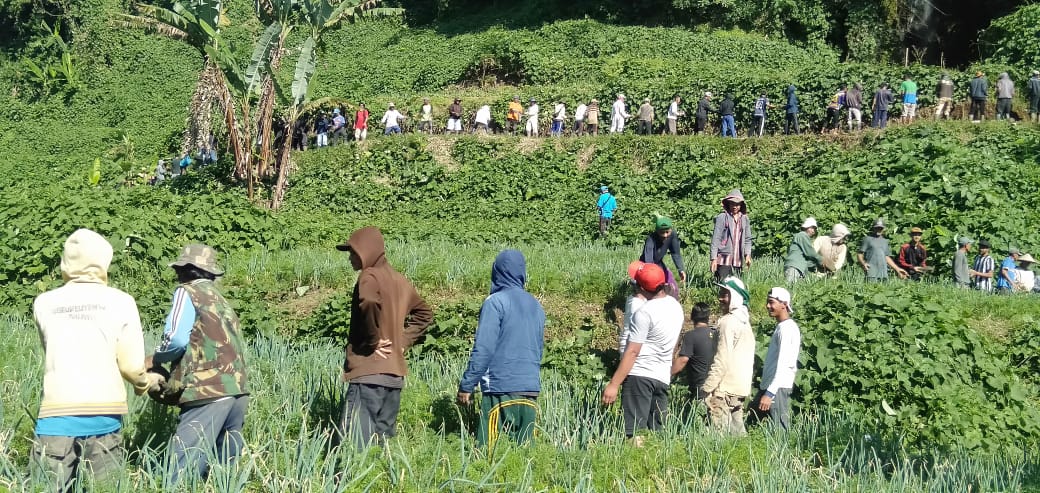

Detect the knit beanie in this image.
[60,228,113,284]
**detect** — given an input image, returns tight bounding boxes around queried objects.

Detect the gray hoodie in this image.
[997,72,1015,99]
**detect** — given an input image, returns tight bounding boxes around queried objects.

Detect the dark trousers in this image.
[621,375,668,437]
[827,108,840,130]
[752,115,766,136]
[331,127,348,145]
[752,388,792,430]
[694,117,707,134]
[715,264,742,282]
[872,109,889,128]
[638,120,652,135]
[599,216,612,237]
[170,395,250,487]
[784,113,799,134]
[996,98,1012,119]
[970,98,986,121]
[339,383,401,449]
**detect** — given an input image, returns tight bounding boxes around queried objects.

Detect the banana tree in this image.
[119,1,225,156]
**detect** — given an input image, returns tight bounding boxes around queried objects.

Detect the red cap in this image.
[634,263,666,292]
[627,260,645,280]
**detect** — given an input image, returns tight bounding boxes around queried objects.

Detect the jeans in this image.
[551,120,564,136]
[169,395,250,487]
[384,126,401,135]
[721,115,736,137]
[872,109,889,128]
[316,132,328,147]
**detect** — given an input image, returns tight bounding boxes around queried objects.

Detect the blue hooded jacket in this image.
[458,250,546,395]
[785,85,799,114]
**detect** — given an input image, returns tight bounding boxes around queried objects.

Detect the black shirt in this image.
[678,325,718,397]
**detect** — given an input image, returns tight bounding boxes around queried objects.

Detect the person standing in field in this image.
[619,261,649,365]
[783,85,800,135]
[701,276,754,435]
[695,92,715,135]
[30,229,161,491]
[586,99,601,136]
[637,98,654,135]
[952,237,978,288]
[601,263,683,446]
[671,302,718,402]
[353,104,370,142]
[871,83,894,129]
[418,97,433,134]
[969,71,988,122]
[380,103,404,135]
[574,100,588,136]
[1028,71,1040,123]
[857,218,908,282]
[935,74,955,120]
[995,247,1022,294]
[899,74,918,124]
[596,185,618,238]
[152,244,250,486]
[825,86,846,133]
[506,96,523,135]
[667,94,685,135]
[751,91,772,137]
[611,94,631,134]
[996,72,1015,121]
[474,105,492,135]
[331,107,348,145]
[813,223,851,276]
[783,217,824,282]
[447,98,464,135]
[336,227,434,448]
[641,215,687,296]
[719,93,737,138]
[972,239,995,292]
[896,227,928,281]
[525,98,540,137]
[315,112,329,148]
[710,189,753,281]
[755,287,800,431]
[846,83,863,131]
[458,249,545,450]
[551,100,567,137]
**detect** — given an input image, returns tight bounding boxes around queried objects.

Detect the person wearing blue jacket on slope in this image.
[457,250,546,450]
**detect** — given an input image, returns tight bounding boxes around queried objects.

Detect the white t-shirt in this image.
[574,104,588,121]
[381,110,403,128]
[553,103,566,120]
[475,106,491,125]
[526,104,539,120]
[620,295,647,353]
[420,104,432,122]
[626,296,683,385]
[667,101,681,119]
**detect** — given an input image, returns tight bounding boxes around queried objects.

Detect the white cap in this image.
[801,217,818,229]
[767,287,794,314]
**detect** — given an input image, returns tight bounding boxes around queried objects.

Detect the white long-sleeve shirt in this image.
[612,100,630,119]
[574,104,588,121]
[667,101,682,119]
[761,318,801,394]
[381,110,403,128]
[475,105,491,125]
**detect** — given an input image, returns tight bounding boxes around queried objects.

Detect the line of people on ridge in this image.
[289,70,1040,147]
[599,186,1038,293]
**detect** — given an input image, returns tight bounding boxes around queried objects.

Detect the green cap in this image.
[169,243,224,276]
[654,215,673,231]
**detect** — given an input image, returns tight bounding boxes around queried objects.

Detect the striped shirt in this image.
[973,254,995,292]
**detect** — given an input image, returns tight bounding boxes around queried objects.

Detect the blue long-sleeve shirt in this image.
[153,286,195,364]
[458,250,546,395]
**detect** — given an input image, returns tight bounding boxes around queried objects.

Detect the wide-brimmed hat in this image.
[170,243,224,276]
[872,218,885,230]
[958,236,974,247]
[801,217,818,229]
[910,227,923,235]
[830,223,851,241]
[1018,253,1036,264]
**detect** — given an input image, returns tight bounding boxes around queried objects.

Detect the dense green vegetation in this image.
[3,0,1040,490]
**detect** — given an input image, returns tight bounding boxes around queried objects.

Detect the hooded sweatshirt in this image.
[710,189,753,262]
[33,229,151,421]
[342,227,434,382]
[458,250,546,395]
[997,72,1015,99]
[785,85,799,114]
[701,277,755,398]
[969,75,988,99]
[846,84,863,109]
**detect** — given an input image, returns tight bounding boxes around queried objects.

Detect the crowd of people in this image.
[289,70,1040,146]
[28,185,1038,489]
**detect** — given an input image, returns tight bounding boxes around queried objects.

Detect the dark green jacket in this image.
[784,231,823,275]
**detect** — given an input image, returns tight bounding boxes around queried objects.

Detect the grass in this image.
[1,314,1037,491]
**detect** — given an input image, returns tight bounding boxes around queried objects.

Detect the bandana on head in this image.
[717,276,750,312]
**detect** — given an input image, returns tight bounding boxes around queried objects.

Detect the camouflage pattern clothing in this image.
[168,279,249,405]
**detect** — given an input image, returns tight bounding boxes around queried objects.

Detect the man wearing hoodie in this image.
[846,83,864,131]
[151,244,250,486]
[719,94,737,138]
[31,229,161,490]
[871,83,894,129]
[336,227,434,448]
[783,85,800,135]
[602,263,683,445]
[969,71,988,122]
[1028,71,1040,123]
[458,250,546,449]
[695,92,715,135]
[996,72,1015,121]
[783,217,824,282]
[710,189,753,281]
[701,276,755,435]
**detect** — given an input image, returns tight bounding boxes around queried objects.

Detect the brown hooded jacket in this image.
[339,227,433,381]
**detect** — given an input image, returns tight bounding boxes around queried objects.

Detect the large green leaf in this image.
[245,21,282,94]
[292,36,317,106]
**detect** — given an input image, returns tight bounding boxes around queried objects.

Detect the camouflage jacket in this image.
[168,279,249,404]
